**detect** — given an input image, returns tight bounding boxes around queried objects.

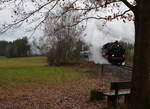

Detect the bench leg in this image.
[107,96,117,106]
[125,94,131,104]
[125,94,131,109]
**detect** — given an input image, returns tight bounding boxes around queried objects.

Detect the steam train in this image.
[102,41,125,65]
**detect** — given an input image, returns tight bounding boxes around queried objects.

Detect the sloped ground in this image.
[0,78,107,109]
[0,57,120,109]
[0,74,119,109]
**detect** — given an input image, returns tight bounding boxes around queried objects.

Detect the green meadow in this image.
[0,56,83,87]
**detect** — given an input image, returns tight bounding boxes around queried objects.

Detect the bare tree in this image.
[0,0,150,109]
[44,10,85,65]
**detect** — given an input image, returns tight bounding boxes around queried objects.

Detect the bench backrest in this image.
[110,82,131,90]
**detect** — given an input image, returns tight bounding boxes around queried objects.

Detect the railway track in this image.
[117,64,133,72]
[98,64,133,80]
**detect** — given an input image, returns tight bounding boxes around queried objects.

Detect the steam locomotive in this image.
[102,41,125,65]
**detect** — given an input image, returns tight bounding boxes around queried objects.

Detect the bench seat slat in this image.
[111,82,131,90]
[104,90,131,96]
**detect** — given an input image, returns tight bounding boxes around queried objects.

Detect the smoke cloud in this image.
[83,19,135,64]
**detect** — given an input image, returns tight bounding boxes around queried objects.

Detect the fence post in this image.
[101,64,104,76]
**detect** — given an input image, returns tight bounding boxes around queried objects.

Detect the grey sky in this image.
[0,0,135,63]
[0,0,134,41]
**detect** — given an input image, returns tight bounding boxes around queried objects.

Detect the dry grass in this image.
[0,57,121,109]
[0,77,107,109]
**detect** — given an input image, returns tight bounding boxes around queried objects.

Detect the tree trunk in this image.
[131,1,150,109]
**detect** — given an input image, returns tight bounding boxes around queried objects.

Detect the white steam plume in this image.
[83,19,135,64]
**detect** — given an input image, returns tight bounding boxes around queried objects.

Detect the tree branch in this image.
[54,9,131,33]
[119,0,136,13]
[0,0,59,34]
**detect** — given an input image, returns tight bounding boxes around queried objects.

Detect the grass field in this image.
[0,56,112,109]
[0,56,83,87]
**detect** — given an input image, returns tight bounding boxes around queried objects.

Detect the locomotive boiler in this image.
[102,41,125,65]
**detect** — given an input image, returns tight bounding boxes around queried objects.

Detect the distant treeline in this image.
[0,37,30,58]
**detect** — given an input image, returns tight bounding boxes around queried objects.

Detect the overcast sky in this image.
[0,0,135,63]
[0,0,135,42]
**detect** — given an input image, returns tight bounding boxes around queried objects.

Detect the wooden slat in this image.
[110,82,131,90]
[104,90,131,96]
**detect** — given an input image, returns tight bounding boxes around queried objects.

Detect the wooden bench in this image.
[103,81,131,106]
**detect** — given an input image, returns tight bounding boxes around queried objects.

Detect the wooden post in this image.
[107,96,117,106]
[101,64,104,76]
